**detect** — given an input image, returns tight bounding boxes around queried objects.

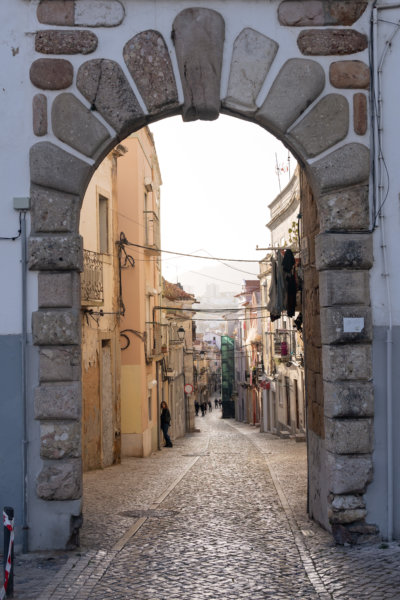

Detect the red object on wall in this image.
[281,341,288,356]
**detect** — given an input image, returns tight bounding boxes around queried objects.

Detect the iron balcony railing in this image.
[145,321,164,359]
[81,249,104,306]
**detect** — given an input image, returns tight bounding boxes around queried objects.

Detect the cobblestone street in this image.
[8,408,400,599]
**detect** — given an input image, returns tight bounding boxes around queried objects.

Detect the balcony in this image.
[81,249,104,306]
[145,321,164,360]
[143,210,160,255]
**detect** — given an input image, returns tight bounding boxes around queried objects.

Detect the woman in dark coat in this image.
[160,401,173,447]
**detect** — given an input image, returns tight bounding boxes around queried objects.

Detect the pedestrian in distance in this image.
[160,400,173,447]
[214,397,218,409]
[195,400,200,416]
[201,401,206,417]
[208,400,212,412]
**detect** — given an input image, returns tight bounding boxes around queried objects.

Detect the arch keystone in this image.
[124,31,179,116]
[224,28,278,116]
[255,58,325,137]
[172,8,225,121]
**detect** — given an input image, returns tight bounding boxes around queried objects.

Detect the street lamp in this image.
[177,326,185,341]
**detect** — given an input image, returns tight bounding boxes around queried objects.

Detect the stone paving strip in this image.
[7,410,400,599]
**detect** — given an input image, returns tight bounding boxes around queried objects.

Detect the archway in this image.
[28,3,373,548]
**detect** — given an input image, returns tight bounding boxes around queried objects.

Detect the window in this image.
[98,194,109,254]
[148,390,152,421]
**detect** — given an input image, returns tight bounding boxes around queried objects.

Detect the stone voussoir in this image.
[35,30,98,55]
[317,185,370,232]
[320,305,372,344]
[287,93,349,158]
[52,93,110,158]
[278,1,368,27]
[31,184,81,234]
[36,458,82,501]
[354,92,367,135]
[256,58,325,136]
[30,58,73,90]
[223,28,278,116]
[315,232,373,270]
[40,421,81,459]
[326,451,373,495]
[322,343,372,381]
[123,30,179,115]
[172,7,225,122]
[76,59,145,135]
[39,346,81,382]
[29,234,83,272]
[325,417,373,454]
[309,143,370,195]
[34,382,81,420]
[30,142,92,196]
[297,29,368,56]
[33,94,47,137]
[32,310,81,346]
[329,60,370,89]
[324,380,374,418]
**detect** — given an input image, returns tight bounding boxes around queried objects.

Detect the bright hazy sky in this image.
[150,114,295,292]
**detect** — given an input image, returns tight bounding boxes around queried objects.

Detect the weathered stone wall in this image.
[25,0,374,548]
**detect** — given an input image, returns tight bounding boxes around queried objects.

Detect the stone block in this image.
[319,269,370,306]
[325,417,373,454]
[38,272,81,308]
[35,30,98,55]
[297,29,368,56]
[330,493,366,510]
[52,93,110,158]
[324,381,374,418]
[256,59,325,136]
[354,93,367,135]
[172,8,225,121]
[329,507,367,524]
[32,310,81,346]
[322,344,372,381]
[30,142,91,196]
[326,452,372,494]
[288,93,348,158]
[74,0,125,27]
[37,1,74,26]
[30,185,80,234]
[123,31,179,115]
[36,459,82,501]
[223,28,278,115]
[39,346,81,382]
[315,232,373,270]
[309,143,370,195]
[30,59,73,90]
[317,185,370,232]
[329,60,369,89]
[320,306,372,344]
[34,382,81,420]
[76,59,145,135]
[278,1,367,27]
[40,421,81,459]
[33,94,47,137]
[29,235,83,271]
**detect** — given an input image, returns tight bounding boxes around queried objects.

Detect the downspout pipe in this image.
[20,210,29,553]
[371,3,399,541]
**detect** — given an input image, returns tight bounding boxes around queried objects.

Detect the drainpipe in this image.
[371,4,400,541]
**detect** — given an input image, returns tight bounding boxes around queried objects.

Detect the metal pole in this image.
[3,506,14,598]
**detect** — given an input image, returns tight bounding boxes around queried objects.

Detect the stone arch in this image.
[29,3,374,548]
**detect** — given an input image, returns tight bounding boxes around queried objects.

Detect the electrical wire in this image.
[0,211,22,241]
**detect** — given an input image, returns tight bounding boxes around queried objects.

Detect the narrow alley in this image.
[12,408,400,600]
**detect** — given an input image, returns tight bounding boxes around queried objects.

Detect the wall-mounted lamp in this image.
[177,326,185,341]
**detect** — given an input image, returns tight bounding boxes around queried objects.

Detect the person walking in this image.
[160,401,173,448]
